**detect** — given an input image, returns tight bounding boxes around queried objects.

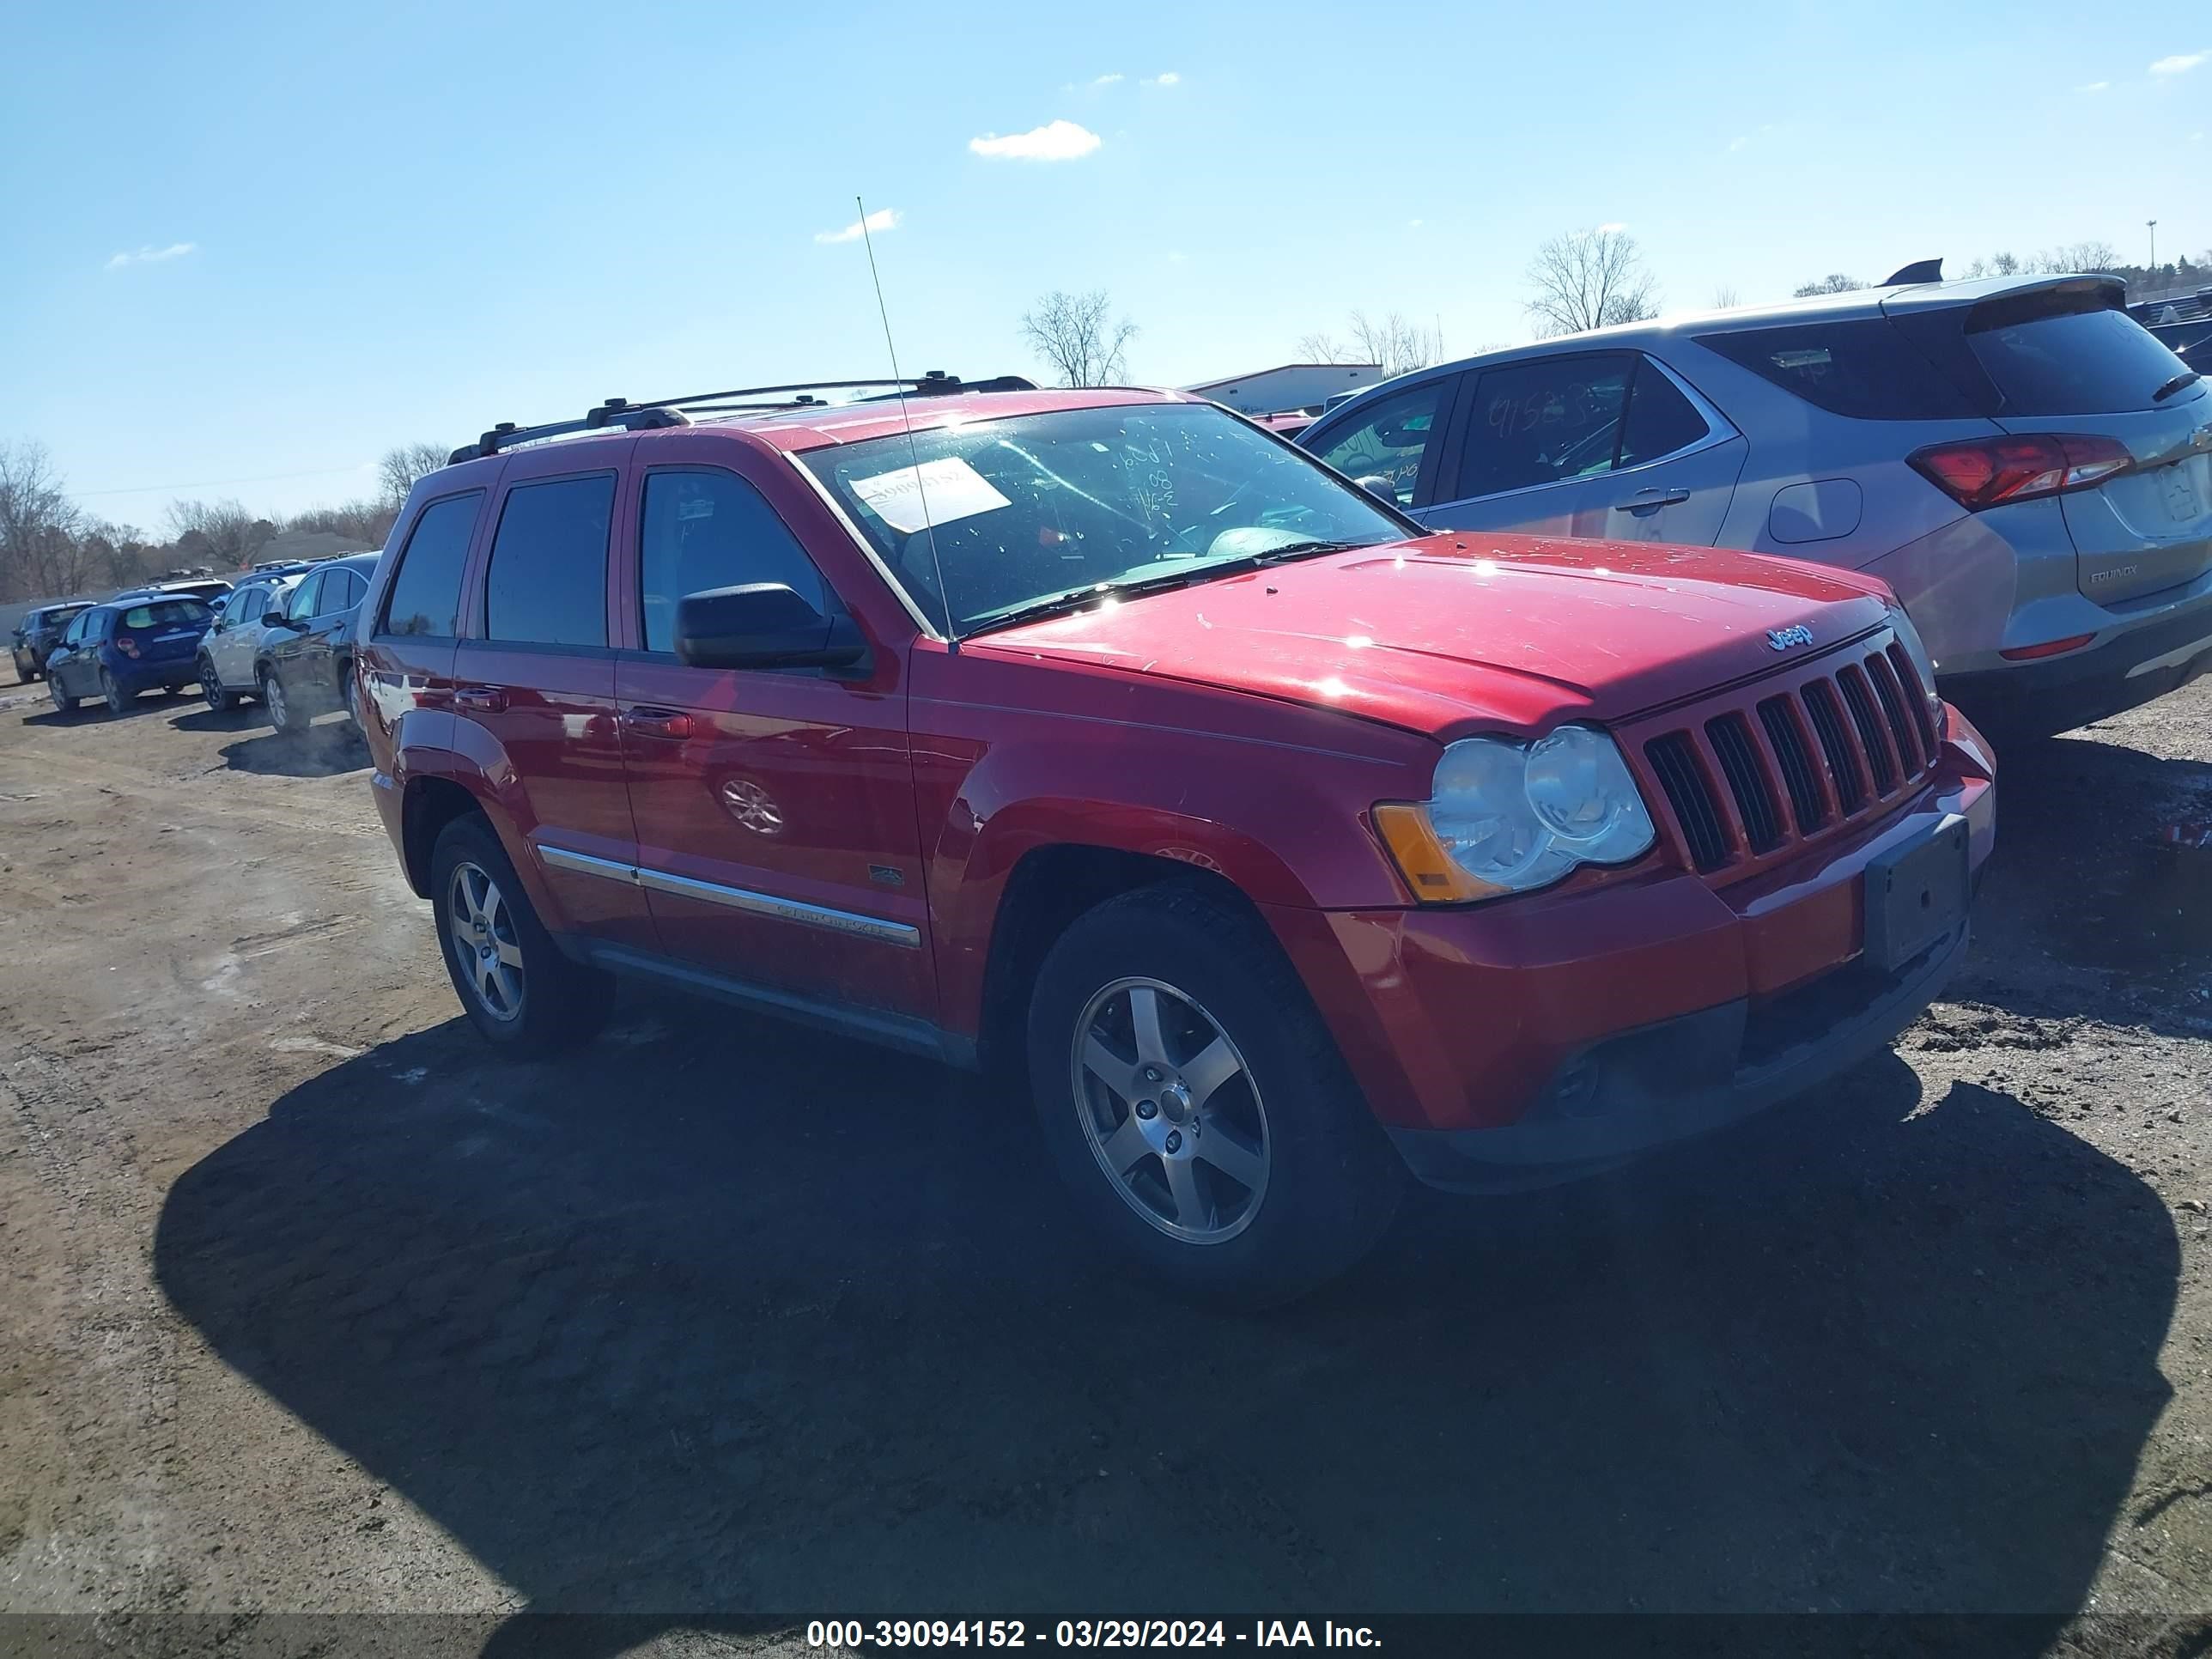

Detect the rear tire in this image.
[1025,884,1406,1309]
[200,656,238,714]
[429,815,611,1055]
[101,671,134,716]
[263,667,307,734]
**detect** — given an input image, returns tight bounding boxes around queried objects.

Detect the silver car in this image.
[198,573,302,712]
[1297,272,2212,739]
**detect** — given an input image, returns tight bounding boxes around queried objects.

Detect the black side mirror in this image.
[1354,475,1401,507]
[675,583,866,671]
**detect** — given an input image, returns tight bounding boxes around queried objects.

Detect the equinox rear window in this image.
[1695,319,1978,420]
[1961,292,2201,416]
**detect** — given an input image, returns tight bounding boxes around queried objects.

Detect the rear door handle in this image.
[1619,487,1691,515]
[622,705,695,739]
[454,684,507,713]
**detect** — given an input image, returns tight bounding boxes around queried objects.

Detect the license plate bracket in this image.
[1865,814,1970,974]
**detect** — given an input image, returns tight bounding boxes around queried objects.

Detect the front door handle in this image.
[622,705,695,740]
[454,684,507,714]
[1619,487,1691,516]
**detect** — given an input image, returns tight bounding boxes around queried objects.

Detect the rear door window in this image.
[380,492,483,639]
[1455,354,1633,500]
[1963,293,2200,416]
[639,470,832,653]
[483,475,615,648]
[324,568,366,614]
[1695,319,1978,419]
[1308,380,1448,507]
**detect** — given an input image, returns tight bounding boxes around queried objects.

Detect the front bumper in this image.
[1941,588,2212,738]
[1262,717,1994,1192]
[1387,917,1967,1192]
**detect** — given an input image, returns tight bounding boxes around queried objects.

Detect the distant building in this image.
[1183,362,1387,417]
[247,529,381,568]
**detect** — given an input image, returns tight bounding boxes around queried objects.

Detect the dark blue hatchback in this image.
[45,596,216,716]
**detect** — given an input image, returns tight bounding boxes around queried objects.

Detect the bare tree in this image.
[1019,289,1138,387]
[0,441,89,601]
[2033,240,2119,275]
[1299,311,1443,378]
[1792,273,1864,297]
[378,441,450,507]
[288,500,398,545]
[1989,251,2021,276]
[1526,228,1661,337]
[1711,286,1742,309]
[165,498,275,567]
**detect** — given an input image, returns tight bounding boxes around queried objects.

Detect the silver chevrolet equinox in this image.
[1297,271,2212,739]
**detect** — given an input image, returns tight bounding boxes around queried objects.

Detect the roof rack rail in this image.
[450,373,1038,465]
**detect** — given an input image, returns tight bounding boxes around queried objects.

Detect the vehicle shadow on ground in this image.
[206,714,367,778]
[1953,732,2212,1039]
[18,690,202,726]
[154,1000,2177,1645]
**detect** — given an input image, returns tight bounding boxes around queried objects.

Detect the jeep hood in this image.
[972,532,1895,738]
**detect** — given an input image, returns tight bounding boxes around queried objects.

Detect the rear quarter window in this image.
[380,492,483,638]
[1695,319,1979,420]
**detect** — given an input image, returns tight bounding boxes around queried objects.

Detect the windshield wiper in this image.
[1251,538,1380,562]
[2153,370,2203,404]
[962,560,1266,638]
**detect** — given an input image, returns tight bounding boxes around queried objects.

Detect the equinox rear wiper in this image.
[2152,370,2202,403]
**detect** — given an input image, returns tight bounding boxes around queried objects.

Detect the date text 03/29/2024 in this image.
[805,1620,1381,1649]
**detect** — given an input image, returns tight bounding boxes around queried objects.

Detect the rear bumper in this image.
[116,661,201,696]
[1262,716,1994,1190]
[1940,587,2212,738]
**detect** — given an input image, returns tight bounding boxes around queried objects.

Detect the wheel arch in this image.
[400,775,489,900]
[973,842,1277,1079]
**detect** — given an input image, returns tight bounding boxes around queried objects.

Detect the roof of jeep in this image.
[676,385,1194,453]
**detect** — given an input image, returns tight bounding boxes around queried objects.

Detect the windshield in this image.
[800,402,1412,635]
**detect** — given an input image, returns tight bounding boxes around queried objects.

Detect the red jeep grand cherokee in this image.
[357,379,1995,1304]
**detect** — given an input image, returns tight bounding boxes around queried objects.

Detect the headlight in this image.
[1888,605,1943,720]
[1374,726,1656,902]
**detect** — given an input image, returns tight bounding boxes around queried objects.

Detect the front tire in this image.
[200,655,238,714]
[1026,884,1406,1308]
[428,815,611,1054]
[101,671,134,716]
[48,674,78,715]
[262,666,307,734]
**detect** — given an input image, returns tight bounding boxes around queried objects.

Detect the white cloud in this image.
[1146,71,1181,86]
[2077,80,2110,91]
[1407,217,1424,228]
[1091,72,1123,86]
[1597,222,1627,234]
[815,208,900,245]
[105,241,197,270]
[2149,50,2206,75]
[1728,135,1748,151]
[1166,250,1187,263]
[969,119,1102,161]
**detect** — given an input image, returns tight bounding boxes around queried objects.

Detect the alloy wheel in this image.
[447,861,525,1023]
[264,673,288,729]
[1070,976,1271,1244]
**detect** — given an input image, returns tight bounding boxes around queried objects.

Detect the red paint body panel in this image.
[355,386,1998,1163]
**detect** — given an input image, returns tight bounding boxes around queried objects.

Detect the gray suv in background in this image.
[1297,272,2211,738]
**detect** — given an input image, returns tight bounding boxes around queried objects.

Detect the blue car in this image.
[44,595,216,716]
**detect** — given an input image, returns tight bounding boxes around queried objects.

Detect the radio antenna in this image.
[856,195,958,650]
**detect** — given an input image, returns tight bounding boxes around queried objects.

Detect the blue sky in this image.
[3,0,2206,525]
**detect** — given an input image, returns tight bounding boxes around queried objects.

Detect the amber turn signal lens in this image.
[1373,802,1503,904]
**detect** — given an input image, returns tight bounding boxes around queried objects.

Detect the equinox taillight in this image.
[1908,434,2132,511]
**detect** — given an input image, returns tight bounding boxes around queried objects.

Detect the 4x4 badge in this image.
[1767,624,1814,651]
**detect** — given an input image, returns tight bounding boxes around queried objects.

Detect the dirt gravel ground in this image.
[0,677,2208,1657]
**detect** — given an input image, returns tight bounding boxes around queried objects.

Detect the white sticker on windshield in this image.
[849,456,1012,535]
